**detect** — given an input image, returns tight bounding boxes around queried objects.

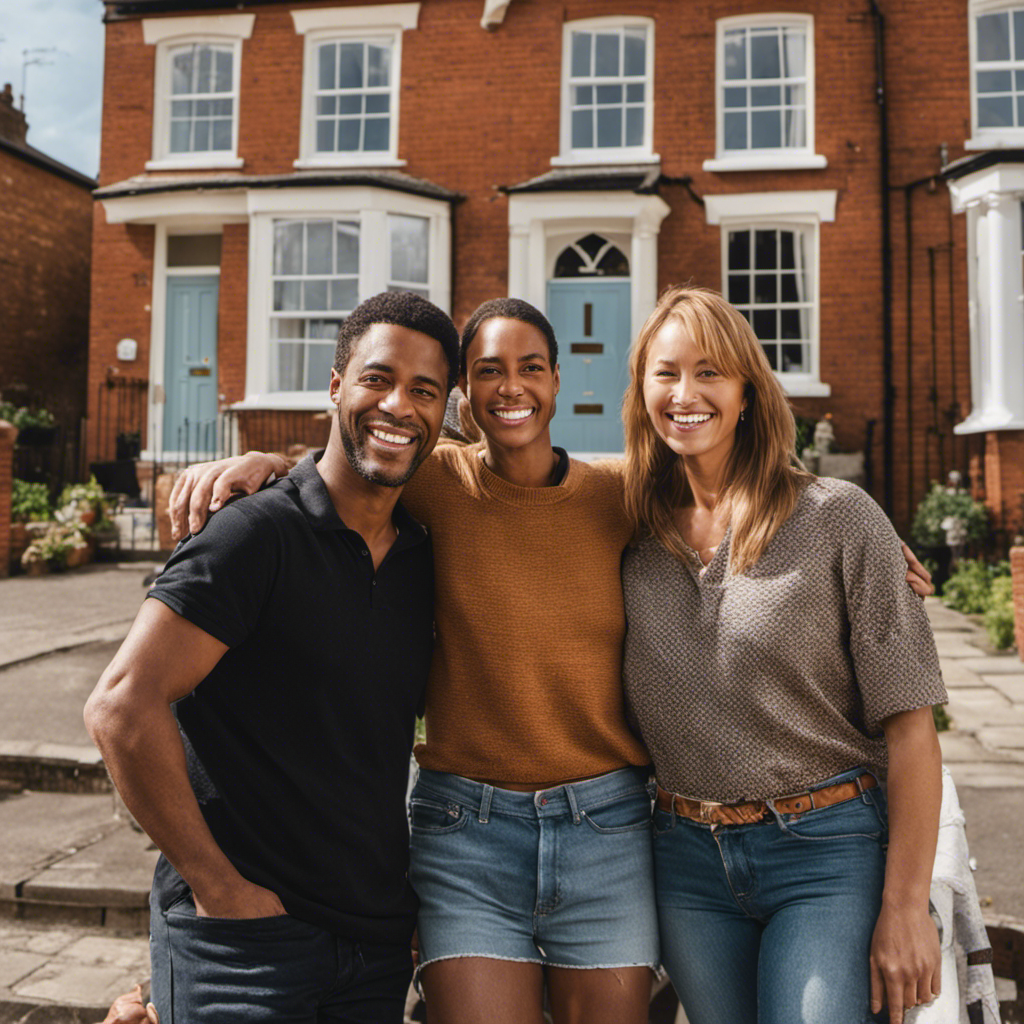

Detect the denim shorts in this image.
[653,768,890,1024]
[408,766,659,973]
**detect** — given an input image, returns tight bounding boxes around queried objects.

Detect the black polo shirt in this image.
[147,453,433,942]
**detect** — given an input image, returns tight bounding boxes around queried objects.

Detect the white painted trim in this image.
[165,265,221,276]
[293,156,407,169]
[558,16,656,164]
[99,189,249,226]
[145,156,245,171]
[711,13,823,167]
[965,133,1024,149]
[967,0,1024,143]
[549,152,661,168]
[295,23,407,165]
[507,189,670,341]
[143,13,255,45]
[946,163,1024,212]
[244,187,451,404]
[715,211,829,393]
[150,34,246,165]
[147,224,169,460]
[290,4,420,34]
[481,0,513,29]
[704,190,837,224]
[702,153,827,172]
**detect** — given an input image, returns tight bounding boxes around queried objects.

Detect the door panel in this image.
[546,280,630,451]
[164,275,219,456]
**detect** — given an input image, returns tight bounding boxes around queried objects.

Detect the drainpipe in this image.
[868,0,894,515]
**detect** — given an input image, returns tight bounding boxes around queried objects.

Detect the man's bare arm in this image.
[84,599,285,919]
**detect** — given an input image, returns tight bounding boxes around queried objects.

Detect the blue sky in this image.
[1,0,105,177]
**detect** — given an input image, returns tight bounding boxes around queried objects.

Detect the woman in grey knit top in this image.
[620,285,947,1024]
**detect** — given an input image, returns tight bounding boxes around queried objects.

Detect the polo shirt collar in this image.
[287,451,427,545]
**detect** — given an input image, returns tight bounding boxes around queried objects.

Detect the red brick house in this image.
[1,83,95,434]
[88,0,1024,537]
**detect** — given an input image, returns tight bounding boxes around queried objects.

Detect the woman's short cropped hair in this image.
[622,284,810,574]
[459,298,558,376]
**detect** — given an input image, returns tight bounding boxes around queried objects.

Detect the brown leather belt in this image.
[655,773,878,827]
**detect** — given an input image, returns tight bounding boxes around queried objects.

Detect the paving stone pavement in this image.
[0,569,1022,1017]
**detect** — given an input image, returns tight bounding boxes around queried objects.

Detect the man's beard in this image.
[338,407,426,488]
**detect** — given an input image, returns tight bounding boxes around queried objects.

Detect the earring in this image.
[740,409,745,422]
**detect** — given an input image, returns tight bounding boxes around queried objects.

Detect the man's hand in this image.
[192,877,287,919]
[901,543,934,597]
[168,452,289,541]
[102,984,159,1024]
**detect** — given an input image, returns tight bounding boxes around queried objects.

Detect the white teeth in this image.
[494,408,533,421]
[369,428,414,445]
[668,412,712,425]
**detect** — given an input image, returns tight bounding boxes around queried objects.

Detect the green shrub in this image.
[11,479,51,522]
[0,401,55,431]
[911,483,990,549]
[933,705,951,733]
[983,575,1016,650]
[941,559,1009,614]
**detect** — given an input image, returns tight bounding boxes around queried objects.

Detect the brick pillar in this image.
[1012,547,1024,662]
[984,431,1024,540]
[0,420,18,579]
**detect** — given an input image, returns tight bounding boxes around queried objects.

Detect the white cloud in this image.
[0,0,104,177]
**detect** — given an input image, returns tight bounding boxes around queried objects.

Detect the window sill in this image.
[778,377,831,398]
[963,135,1024,151]
[293,156,407,170]
[550,151,660,168]
[145,156,245,171]
[228,394,333,411]
[703,153,827,173]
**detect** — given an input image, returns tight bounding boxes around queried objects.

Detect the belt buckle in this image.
[698,800,721,824]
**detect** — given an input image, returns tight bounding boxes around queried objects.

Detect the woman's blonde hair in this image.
[622,284,811,574]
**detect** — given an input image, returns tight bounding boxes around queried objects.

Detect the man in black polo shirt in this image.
[85,292,460,1024]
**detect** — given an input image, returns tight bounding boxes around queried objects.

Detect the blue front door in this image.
[164,275,219,455]
[546,279,631,452]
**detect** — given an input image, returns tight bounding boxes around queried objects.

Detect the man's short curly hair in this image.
[459,298,558,376]
[334,291,460,392]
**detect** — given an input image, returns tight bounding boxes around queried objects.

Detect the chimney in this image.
[0,84,28,146]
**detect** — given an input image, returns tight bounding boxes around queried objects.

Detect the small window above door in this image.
[554,234,630,277]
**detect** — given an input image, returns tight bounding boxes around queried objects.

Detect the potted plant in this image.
[9,478,51,568]
[0,401,57,446]
[20,523,90,575]
[58,475,107,528]
[911,481,990,589]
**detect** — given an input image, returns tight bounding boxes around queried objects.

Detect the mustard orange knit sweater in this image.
[402,442,650,788]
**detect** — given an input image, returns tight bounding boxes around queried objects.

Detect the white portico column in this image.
[630,213,660,341]
[978,194,1024,429]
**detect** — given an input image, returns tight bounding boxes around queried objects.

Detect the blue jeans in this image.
[149,884,412,1023]
[409,766,659,972]
[654,770,889,1024]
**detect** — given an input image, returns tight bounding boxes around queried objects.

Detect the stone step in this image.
[0,792,156,932]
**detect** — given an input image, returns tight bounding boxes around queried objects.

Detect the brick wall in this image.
[90,0,997,532]
[0,421,16,579]
[0,147,93,429]
[1011,547,1024,662]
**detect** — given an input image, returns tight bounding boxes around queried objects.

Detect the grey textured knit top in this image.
[621,476,947,803]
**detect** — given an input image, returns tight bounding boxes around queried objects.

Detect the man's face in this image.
[331,323,449,488]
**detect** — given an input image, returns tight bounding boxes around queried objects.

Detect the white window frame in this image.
[244,185,450,409]
[143,14,255,171]
[704,13,826,173]
[705,191,836,396]
[966,0,1024,149]
[292,5,420,169]
[552,16,658,168]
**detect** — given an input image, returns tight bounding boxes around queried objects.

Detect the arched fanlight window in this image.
[553,233,630,277]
